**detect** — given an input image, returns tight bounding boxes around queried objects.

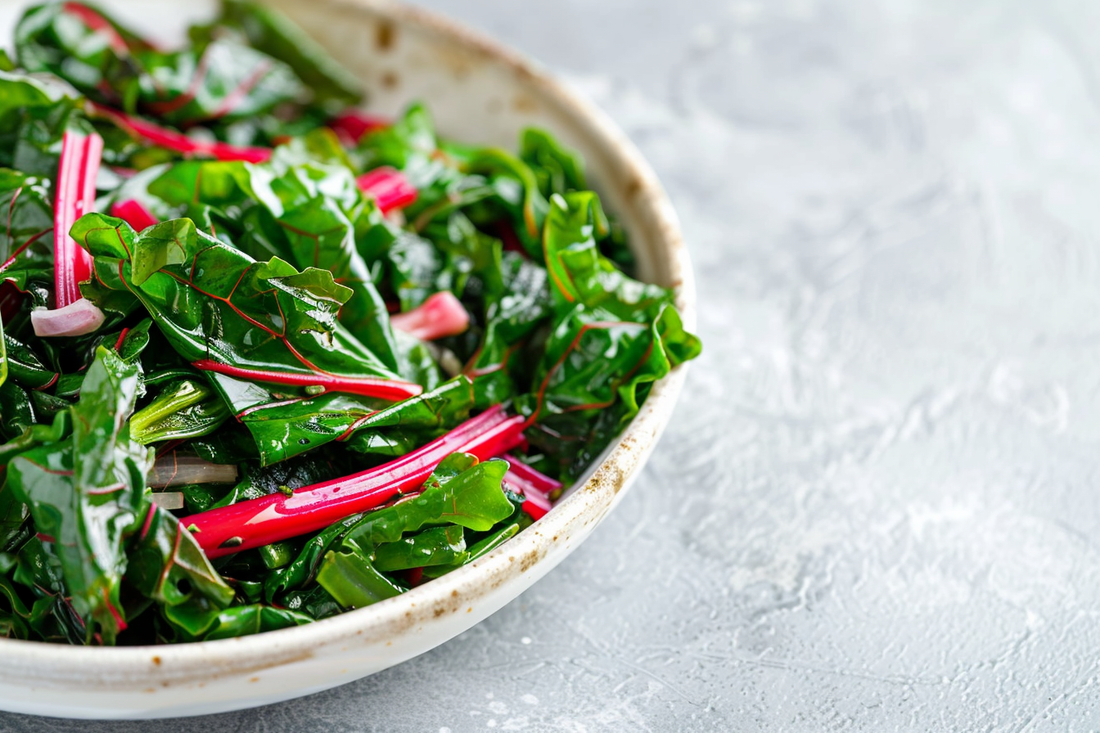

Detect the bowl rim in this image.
[0,0,697,684]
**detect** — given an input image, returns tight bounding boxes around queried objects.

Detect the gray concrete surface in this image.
[6,0,1100,730]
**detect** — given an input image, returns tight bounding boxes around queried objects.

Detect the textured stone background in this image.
[5,0,1100,730]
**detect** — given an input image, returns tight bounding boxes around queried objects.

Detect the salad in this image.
[0,1,701,645]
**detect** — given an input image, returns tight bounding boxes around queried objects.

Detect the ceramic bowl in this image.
[0,0,696,719]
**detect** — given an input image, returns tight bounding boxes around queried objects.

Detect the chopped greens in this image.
[0,1,701,645]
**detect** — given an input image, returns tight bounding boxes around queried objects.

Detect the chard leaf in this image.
[421,522,522,580]
[371,525,466,572]
[463,252,554,409]
[520,127,586,197]
[316,544,405,609]
[316,455,511,609]
[520,304,701,481]
[133,39,305,126]
[126,503,235,610]
[14,2,152,105]
[343,456,512,546]
[341,376,475,457]
[0,168,54,278]
[129,378,230,444]
[542,191,671,319]
[0,318,6,391]
[0,381,35,440]
[162,599,311,642]
[0,69,79,120]
[4,346,148,643]
[16,2,305,126]
[202,0,364,108]
[268,453,508,603]
[77,213,414,463]
[147,145,406,376]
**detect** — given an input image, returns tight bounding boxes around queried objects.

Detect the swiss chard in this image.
[4,347,146,643]
[0,0,701,647]
[316,455,512,609]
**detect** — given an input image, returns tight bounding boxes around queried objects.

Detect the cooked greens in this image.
[0,0,701,645]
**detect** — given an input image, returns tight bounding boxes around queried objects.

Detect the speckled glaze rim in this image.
[0,0,696,693]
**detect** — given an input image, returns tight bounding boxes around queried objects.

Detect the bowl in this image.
[0,0,696,719]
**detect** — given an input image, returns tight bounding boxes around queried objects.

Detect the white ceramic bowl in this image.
[0,0,696,719]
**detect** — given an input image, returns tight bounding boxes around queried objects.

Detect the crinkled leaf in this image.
[147,145,406,375]
[77,213,409,463]
[542,191,671,319]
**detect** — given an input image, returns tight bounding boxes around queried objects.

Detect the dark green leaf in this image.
[163,598,311,642]
[0,381,36,441]
[0,168,55,279]
[4,346,148,643]
[125,503,235,611]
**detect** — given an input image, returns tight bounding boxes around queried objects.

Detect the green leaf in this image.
[316,455,511,609]
[132,40,305,126]
[268,453,508,602]
[0,381,35,440]
[342,376,475,457]
[356,103,451,188]
[162,599,311,642]
[0,573,34,640]
[2,331,58,391]
[0,168,55,277]
[16,2,305,127]
[542,191,670,319]
[342,456,512,547]
[206,0,364,108]
[14,537,87,644]
[316,545,404,609]
[262,511,366,602]
[78,213,411,464]
[0,69,79,120]
[147,148,408,375]
[0,317,6,391]
[464,252,554,409]
[421,521,522,580]
[279,584,341,620]
[4,347,149,643]
[129,378,230,444]
[371,525,466,572]
[14,3,150,103]
[7,100,94,181]
[522,304,700,481]
[126,503,235,611]
[520,127,586,197]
